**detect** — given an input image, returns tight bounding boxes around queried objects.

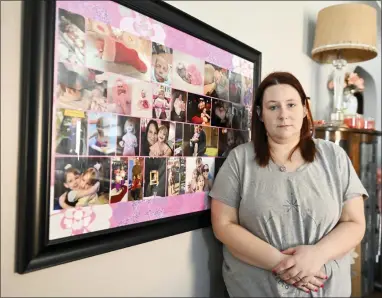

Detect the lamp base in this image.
[327,58,347,126]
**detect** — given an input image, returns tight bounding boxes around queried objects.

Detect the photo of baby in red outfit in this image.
[85,18,151,81]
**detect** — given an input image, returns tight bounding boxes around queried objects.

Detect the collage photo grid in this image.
[52,7,254,211]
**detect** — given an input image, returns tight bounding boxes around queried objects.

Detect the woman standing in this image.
[210,72,368,297]
[140,120,159,156]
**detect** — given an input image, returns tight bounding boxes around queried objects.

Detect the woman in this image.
[141,120,159,156]
[202,164,213,191]
[209,72,368,297]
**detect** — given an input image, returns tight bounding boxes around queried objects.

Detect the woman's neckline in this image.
[268,158,311,175]
[266,138,318,175]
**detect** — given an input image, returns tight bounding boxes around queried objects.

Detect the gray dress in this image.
[209,138,368,297]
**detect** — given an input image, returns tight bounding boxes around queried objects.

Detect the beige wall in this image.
[1,1,380,297]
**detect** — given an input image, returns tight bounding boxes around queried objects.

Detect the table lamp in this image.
[311,3,378,123]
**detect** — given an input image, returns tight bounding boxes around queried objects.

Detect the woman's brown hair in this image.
[251,72,315,167]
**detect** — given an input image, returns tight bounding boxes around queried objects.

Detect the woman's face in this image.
[192,170,198,179]
[261,84,305,141]
[64,172,80,190]
[147,123,158,145]
[202,166,209,178]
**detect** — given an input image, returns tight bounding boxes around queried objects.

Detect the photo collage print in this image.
[53,8,253,211]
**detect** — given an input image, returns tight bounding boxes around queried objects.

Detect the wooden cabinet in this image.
[315,127,382,297]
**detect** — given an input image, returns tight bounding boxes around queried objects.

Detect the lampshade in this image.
[312,3,378,63]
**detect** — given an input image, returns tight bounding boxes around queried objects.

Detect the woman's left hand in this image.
[272,245,327,286]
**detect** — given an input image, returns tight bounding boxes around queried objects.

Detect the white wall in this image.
[1,1,380,297]
[166,1,381,129]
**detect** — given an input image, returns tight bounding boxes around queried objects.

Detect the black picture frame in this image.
[16,0,262,274]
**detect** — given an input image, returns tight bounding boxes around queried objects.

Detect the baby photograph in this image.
[204,62,229,101]
[174,123,184,157]
[130,80,153,119]
[110,157,129,204]
[211,98,232,128]
[241,76,254,108]
[151,42,173,86]
[229,71,242,104]
[218,128,249,157]
[186,93,211,126]
[85,18,152,81]
[166,157,186,196]
[53,157,111,211]
[57,8,85,65]
[170,89,187,122]
[185,157,215,194]
[55,109,87,156]
[107,74,135,115]
[144,157,166,199]
[183,124,218,157]
[128,157,144,201]
[140,118,176,157]
[56,62,109,112]
[116,115,140,156]
[231,103,245,130]
[152,84,172,120]
[87,112,117,156]
[172,50,204,95]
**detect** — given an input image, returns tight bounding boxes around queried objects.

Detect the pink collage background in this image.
[49,0,255,240]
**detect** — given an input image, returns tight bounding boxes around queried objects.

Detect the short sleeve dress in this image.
[209,138,368,297]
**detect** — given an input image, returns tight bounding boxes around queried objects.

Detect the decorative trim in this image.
[312,43,378,54]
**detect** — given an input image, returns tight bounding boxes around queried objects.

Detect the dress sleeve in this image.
[209,149,241,209]
[337,146,369,203]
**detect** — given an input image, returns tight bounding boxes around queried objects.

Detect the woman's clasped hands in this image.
[272,245,328,293]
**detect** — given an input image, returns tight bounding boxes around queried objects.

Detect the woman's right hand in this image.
[294,272,327,293]
[275,253,327,293]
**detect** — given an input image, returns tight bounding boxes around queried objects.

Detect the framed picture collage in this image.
[16,0,261,273]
